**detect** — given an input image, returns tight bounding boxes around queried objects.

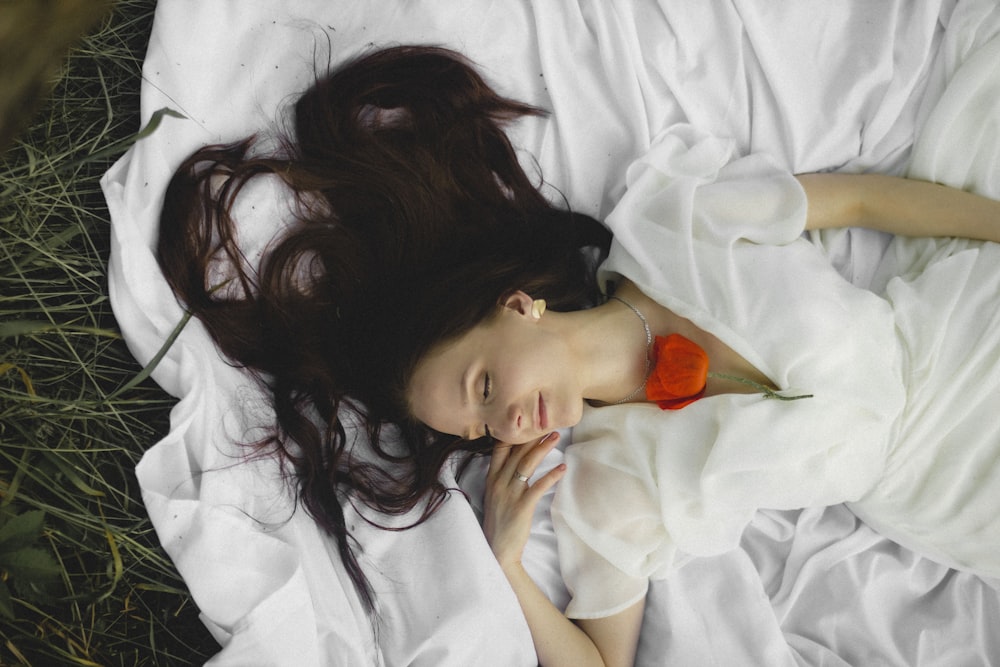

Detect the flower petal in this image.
[646,334,709,410]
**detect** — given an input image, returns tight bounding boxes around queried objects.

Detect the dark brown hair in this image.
[157,45,610,612]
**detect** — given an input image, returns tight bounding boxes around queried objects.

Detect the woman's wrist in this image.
[491,545,525,574]
[495,559,534,611]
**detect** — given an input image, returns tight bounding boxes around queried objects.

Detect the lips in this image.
[537,392,548,431]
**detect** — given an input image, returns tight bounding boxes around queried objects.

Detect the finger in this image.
[487,440,514,479]
[522,462,568,505]
[508,431,561,481]
[488,433,541,478]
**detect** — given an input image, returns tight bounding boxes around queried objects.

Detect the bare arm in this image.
[501,561,645,667]
[798,173,1000,240]
[484,434,645,667]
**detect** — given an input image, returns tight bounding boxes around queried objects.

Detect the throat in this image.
[583,294,655,406]
[608,295,652,404]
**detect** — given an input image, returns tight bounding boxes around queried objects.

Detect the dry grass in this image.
[0,2,216,664]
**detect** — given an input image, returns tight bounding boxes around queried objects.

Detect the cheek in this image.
[558,391,585,430]
[536,377,583,432]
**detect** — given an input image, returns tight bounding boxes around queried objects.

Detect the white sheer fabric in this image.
[553,111,1000,618]
[554,126,905,618]
[104,0,1000,664]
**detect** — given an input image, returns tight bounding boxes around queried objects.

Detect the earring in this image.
[531,299,547,319]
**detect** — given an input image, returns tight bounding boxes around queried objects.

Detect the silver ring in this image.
[513,471,530,483]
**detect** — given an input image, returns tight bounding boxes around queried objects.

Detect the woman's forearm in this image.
[502,562,607,666]
[799,173,1000,241]
[482,434,643,666]
[502,562,644,667]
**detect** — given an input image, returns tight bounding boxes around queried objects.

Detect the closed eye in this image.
[482,373,493,442]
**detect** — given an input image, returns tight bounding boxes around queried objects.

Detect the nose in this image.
[488,402,525,442]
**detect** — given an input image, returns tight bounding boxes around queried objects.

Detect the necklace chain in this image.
[608,295,653,404]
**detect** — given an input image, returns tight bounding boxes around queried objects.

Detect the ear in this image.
[501,290,535,318]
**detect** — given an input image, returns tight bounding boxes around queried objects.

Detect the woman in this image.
[159,46,1000,665]
[158,45,615,615]
[408,121,1000,663]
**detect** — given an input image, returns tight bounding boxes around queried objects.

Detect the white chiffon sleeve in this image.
[552,125,908,619]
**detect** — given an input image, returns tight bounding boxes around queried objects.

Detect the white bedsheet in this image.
[104,1,1000,664]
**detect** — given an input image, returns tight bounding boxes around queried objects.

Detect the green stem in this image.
[707,372,813,401]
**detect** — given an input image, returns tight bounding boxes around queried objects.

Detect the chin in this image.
[564,401,585,430]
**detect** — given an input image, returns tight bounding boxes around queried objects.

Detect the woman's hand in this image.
[482,432,643,667]
[482,431,566,570]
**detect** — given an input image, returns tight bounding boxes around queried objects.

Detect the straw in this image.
[1,1,215,663]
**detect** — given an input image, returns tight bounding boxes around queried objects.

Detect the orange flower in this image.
[646,333,813,409]
[646,334,709,410]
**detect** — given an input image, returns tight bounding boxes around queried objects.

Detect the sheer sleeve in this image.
[552,125,907,619]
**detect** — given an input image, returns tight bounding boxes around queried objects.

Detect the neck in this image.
[552,293,656,405]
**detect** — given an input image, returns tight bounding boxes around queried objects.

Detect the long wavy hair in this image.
[157,45,610,612]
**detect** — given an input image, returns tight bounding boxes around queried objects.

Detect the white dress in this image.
[551,49,1000,618]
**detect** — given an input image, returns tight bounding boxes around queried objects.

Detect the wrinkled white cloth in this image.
[554,126,904,618]
[104,0,1000,664]
[554,33,1000,621]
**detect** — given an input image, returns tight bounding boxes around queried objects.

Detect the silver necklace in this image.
[608,295,653,404]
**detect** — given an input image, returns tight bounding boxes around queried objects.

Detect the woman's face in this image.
[407,292,584,444]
